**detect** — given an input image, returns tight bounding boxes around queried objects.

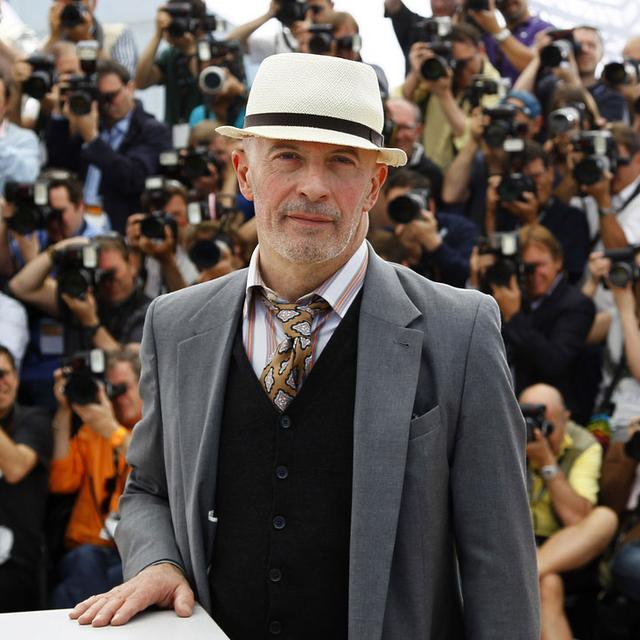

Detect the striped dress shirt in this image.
[242,241,368,381]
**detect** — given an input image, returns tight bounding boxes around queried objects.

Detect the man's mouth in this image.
[287,213,334,225]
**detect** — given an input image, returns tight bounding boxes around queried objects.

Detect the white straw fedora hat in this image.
[216,53,407,167]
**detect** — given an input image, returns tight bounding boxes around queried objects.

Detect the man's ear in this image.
[233,149,254,201]
[364,163,388,212]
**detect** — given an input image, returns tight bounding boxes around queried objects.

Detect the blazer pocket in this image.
[409,404,441,440]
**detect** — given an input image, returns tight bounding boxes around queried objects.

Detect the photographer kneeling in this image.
[8,234,151,353]
[385,170,479,288]
[520,384,617,640]
[48,349,141,608]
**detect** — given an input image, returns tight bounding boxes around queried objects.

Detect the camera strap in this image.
[596,349,628,416]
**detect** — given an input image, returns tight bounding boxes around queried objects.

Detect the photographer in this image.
[442,90,541,228]
[42,0,137,77]
[0,344,52,613]
[486,141,590,283]
[8,234,151,353]
[48,349,141,608]
[1,172,107,275]
[403,22,501,170]
[135,0,207,126]
[44,59,172,234]
[127,179,199,297]
[0,69,41,195]
[520,383,617,640]
[385,169,478,287]
[489,224,595,423]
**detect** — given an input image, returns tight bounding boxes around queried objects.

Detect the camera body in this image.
[275,0,308,27]
[159,147,223,185]
[478,231,529,293]
[540,29,581,69]
[603,246,640,288]
[412,17,454,81]
[465,75,509,109]
[602,59,640,86]
[387,188,432,224]
[306,24,334,55]
[140,177,180,241]
[498,173,536,203]
[465,0,490,9]
[483,104,528,149]
[60,1,91,30]
[23,54,56,100]
[63,349,126,406]
[520,403,554,443]
[571,130,618,186]
[188,238,222,272]
[197,37,245,92]
[4,181,60,235]
[61,73,97,116]
[54,242,113,299]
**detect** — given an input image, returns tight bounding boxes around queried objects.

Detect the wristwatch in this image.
[541,464,560,481]
[598,207,616,217]
[494,28,511,43]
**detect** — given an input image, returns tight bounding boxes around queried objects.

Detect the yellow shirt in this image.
[530,424,602,539]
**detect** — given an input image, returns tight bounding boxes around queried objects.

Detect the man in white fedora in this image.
[70,53,539,639]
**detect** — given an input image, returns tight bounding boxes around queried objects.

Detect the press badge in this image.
[39,319,64,355]
[99,512,121,541]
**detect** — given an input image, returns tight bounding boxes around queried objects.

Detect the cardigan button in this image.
[268,568,282,583]
[269,620,282,635]
[276,465,289,480]
[280,415,291,429]
[273,515,286,530]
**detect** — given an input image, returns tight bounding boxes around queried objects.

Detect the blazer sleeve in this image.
[452,295,540,639]
[115,297,184,579]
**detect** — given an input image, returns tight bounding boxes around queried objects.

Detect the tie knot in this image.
[261,293,330,340]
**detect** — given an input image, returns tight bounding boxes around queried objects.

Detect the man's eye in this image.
[276,152,299,161]
[332,156,355,165]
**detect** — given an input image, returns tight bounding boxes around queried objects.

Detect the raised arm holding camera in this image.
[48,349,141,609]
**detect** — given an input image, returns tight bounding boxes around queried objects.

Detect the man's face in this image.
[523,158,552,205]
[430,0,458,17]
[306,1,333,23]
[234,138,386,268]
[49,185,84,239]
[0,354,18,418]
[452,41,482,88]
[574,28,603,76]
[613,143,640,194]
[332,22,359,61]
[165,194,188,228]
[97,248,136,304]
[97,73,134,124]
[522,243,562,300]
[623,37,640,62]
[107,361,141,428]
[505,98,541,138]
[387,102,421,156]
[519,386,568,455]
[496,0,528,23]
[55,52,81,75]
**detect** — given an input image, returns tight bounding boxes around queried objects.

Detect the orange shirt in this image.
[49,424,130,549]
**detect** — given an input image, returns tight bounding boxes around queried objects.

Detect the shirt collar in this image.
[245,241,368,319]
[613,175,640,209]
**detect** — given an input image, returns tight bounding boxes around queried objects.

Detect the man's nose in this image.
[296,163,331,202]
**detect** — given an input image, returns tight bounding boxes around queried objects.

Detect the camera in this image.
[188,238,222,272]
[411,17,454,81]
[571,131,618,186]
[477,231,532,293]
[4,181,63,235]
[602,59,640,86]
[307,24,334,55]
[465,76,510,109]
[412,16,452,45]
[539,29,581,69]
[547,106,582,137]
[159,147,223,185]
[60,73,97,116]
[603,245,640,288]
[483,104,528,149]
[60,1,90,29]
[520,403,554,443]
[387,188,431,224]
[275,0,308,27]
[54,242,114,299]
[162,3,195,38]
[63,350,126,406]
[22,54,56,100]
[77,39,99,75]
[465,0,490,8]
[139,177,179,241]
[197,38,245,93]
[498,173,536,203]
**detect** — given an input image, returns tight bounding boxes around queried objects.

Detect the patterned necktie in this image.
[260,293,331,412]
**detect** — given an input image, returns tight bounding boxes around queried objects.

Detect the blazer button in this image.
[276,465,289,480]
[280,415,291,429]
[268,568,282,582]
[269,620,282,635]
[273,515,286,530]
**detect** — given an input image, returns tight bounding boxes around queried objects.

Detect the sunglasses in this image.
[97,86,123,105]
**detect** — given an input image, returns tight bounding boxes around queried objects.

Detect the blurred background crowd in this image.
[1,1,640,638]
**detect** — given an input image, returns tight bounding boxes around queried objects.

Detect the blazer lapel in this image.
[176,272,248,580]
[349,250,424,640]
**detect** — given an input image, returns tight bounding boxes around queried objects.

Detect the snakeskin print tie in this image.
[260,293,331,412]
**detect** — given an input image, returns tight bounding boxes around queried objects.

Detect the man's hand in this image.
[467,0,502,36]
[70,563,195,627]
[395,210,442,260]
[408,41,432,78]
[526,428,556,470]
[503,191,539,225]
[611,282,637,316]
[48,1,63,39]
[53,368,71,411]
[156,8,172,36]
[65,100,99,143]
[71,385,119,440]
[579,170,613,209]
[586,251,611,283]
[138,226,176,263]
[61,291,99,328]
[13,60,32,85]
[468,246,496,289]
[491,274,521,322]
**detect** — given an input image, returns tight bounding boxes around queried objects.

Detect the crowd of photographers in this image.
[0,0,640,636]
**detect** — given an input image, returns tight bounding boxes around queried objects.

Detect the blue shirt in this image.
[0,120,41,195]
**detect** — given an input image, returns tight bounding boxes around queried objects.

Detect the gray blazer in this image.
[116,248,540,640]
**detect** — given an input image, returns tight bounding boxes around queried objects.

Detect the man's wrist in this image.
[110,425,129,448]
[494,27,511,42]
[598,206,615,217]
[540,463,560,481]
[423,233,443,253]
